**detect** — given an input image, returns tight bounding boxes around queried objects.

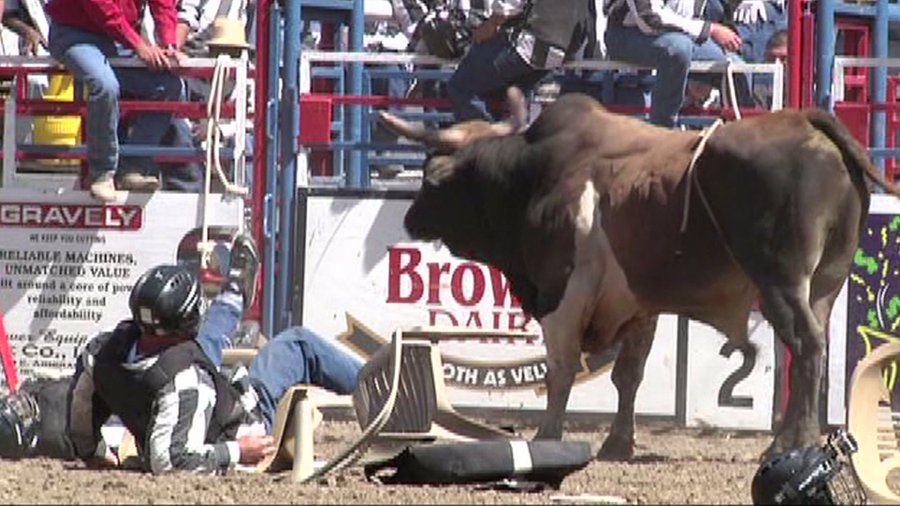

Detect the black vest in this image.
[91,322,246,456]
[521,0,595,57]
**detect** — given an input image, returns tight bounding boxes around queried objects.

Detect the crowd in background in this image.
[0,0,791,192]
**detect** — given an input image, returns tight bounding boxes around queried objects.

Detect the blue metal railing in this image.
[261,0,283,339]
[264,0,365,336]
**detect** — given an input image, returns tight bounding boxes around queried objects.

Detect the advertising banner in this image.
[0,189,243,381]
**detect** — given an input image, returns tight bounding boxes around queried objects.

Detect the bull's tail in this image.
[804,109,900,198]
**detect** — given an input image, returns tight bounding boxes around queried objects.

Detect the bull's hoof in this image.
[596,436,635,461]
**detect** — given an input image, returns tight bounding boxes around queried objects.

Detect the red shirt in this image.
[46,0,177,50]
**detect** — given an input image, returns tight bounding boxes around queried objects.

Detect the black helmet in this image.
[0,390,40,459]
[751,430,866,505]
[129,264,201,335]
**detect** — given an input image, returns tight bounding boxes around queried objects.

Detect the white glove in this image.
[733,0,768,24]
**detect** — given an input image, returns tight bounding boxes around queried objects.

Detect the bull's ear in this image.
[423,155,458,186]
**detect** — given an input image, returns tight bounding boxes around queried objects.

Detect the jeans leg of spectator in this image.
[447,34,545,122]
[115,69,184,178]
[194,291,244,367]
[162,118,204,192]
[371,65,406,177]
[371,67,395,143]
[47,24,120,182]
[387,68,408,113]
[605,26,693,128]
[248,327,363,432]
[704,0,727,22]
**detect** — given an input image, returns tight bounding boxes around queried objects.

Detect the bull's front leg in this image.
[597,313,657,460]
[535,308,583,440]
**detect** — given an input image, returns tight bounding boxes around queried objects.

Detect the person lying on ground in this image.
[62,234,362,473]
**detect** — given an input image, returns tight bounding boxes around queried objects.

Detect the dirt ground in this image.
[0,416,776,505]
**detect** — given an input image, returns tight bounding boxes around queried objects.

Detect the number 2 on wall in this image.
[717,341,756,409]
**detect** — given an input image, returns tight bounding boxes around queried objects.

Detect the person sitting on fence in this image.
[364,1,410,179]
[446,0,596,123]
[65,234,363,472]
[603,0,753,127]
[152,0,252,193]
[45,0,186,202]
[390,0,488,101]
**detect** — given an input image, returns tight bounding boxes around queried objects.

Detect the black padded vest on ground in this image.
[91,322,246,453]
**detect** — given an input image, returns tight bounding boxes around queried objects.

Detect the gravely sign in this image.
[0,203,142,230]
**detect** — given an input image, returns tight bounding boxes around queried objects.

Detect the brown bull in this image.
[380,89,900,459]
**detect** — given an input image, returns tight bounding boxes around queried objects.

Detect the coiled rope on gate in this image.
[199,54,248,270]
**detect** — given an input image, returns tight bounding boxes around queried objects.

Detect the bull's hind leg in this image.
[758,185,861,458]
[597,313,658,460]
[759,280,826,456]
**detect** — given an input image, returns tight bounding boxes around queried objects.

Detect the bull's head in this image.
[378,88,528,254]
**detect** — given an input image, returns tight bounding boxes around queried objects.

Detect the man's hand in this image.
[163,47,186,67]
[21,27,46,56]
[135,42,170,70]
[709,23,742,53]
[237,434,276,465]
[3,18,46,55]
[733,0,768,24]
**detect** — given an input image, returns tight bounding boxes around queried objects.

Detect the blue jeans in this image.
[195,292,363,432]
[447,33,546,122]
[605,25,749,127]
[161,118,203,192]
[48,23,184,182]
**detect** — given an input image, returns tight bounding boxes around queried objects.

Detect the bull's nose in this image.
[403,211,425,238]
[403,211,435,241]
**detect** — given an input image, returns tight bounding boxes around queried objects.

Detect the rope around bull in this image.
[677,120,743,269]
[676,60,746,267]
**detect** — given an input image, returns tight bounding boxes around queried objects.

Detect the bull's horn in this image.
[377,111,437,144]
[378,111,466,150]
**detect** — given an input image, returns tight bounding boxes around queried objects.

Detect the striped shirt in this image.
[67,341,264,474]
